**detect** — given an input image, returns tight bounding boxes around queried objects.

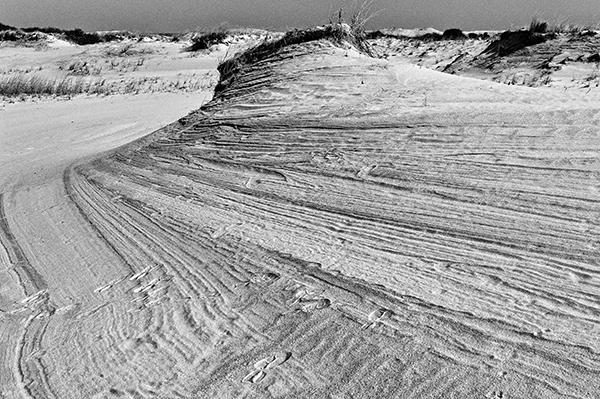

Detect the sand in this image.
[1,31,599,398]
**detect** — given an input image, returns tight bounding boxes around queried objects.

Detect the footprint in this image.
[299,298,331,312]
[315,298,331,309]
[368,308,393,321]
[362,308,393,329]
[137,278,160,293]
[94,284,112,293]
[292,287,309,303]
[94,278,125,293]
[243,351,292,384]
[252,272,280,285]
[265,351,291,370]
[242,369,266,384]
[20,290,48,305]
[254,355,275,369]
[129,266,152,281]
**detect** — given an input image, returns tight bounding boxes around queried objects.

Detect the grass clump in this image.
[104,42,154,57]
[482,28,548,57]
[529,17,548,33]
[0,73,214,99]
[345,0,381,45]
[186,30,229,51]
[495,69,552,87]
[0,74,107,97]
[528,17,597,35]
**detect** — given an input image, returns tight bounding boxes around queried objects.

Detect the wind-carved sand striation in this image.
[1,31,600,398]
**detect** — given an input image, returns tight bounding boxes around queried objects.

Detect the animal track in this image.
[242,351,291,384]
[242,369,266,384]
[10,289,55,317]
[129,266,152,281]
[362,308,393,329]
[265,351,291,370]
[298,297,331,312]
[290,285,331,312]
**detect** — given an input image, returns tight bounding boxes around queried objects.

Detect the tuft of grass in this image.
[104,42,154,57]
[482,29,548,57]
[348,0,382,42]
[528,16,596,35]
[494,69,552,87]
[529,17,548,33]
[0,74,106,97]
[67,60,103,76]
[186,30,229,51]
[330,0,382,54]
[582,64,600,87]
[0,73,215,99]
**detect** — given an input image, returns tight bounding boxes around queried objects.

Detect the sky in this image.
[3,0,600,33]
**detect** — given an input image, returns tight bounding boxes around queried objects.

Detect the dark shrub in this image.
[99,32,123,42]
[442,28,466,40]
[587,53,600,62]
[0,30,22,41]
[365,30,385,39]
[417,32,442,41]
[1,24,109,45]
[0,22,17,31]
[64,29,102,45]
[467,32,490,40]
[22,26,63,34]
[482,30,548,57]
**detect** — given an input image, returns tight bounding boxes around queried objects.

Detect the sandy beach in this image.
[1,25,599,398]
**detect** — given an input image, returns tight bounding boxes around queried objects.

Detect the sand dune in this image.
[1,31,600,398]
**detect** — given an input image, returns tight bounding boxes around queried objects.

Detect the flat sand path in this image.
[0,92,210,398]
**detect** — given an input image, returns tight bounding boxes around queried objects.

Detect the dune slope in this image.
[2,38,600,398]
